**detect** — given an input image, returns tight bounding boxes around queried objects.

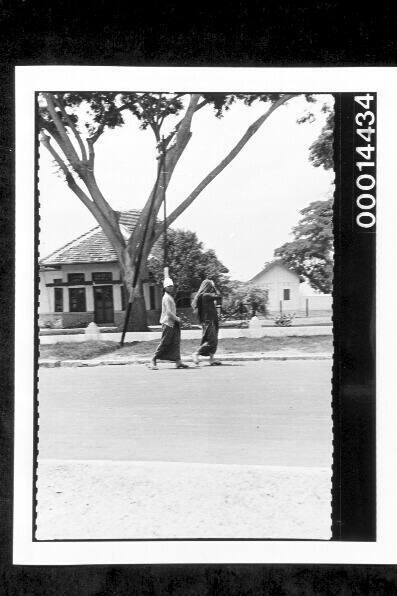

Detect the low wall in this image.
[298,295,332,313]
[40,324,332,344]
[40,309,162,329]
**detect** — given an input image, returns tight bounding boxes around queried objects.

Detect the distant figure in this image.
[191,279,222,366]
[149,277,188,370]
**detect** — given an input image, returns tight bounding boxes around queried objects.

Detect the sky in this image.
[38,93,334,281]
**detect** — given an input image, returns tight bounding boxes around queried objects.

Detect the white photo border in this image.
[15,66,394,565]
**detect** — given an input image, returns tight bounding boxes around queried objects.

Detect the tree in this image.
[309,110,334,170]
[274,198,333,293]
[222,281,269,318]
[148,229,229,304]
[38,91,303,329]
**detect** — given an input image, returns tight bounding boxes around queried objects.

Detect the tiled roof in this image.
[40,210,149,266]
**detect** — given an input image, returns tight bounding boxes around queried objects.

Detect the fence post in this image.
[306,298,309,317]
[279,300,282,314]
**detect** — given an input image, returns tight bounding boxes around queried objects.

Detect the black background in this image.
[332,93,376,541]
[0,1,394,593]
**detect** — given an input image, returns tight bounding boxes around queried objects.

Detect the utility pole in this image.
[162,136,169,280]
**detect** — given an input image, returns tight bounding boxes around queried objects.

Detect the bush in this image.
[38,317,63,329]
[222,282,268,319]
[274,313,295,326]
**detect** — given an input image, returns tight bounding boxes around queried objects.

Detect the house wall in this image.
[39,263,162,328]
[252,264,301,313]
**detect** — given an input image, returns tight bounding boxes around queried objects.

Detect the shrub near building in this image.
[222,282,269,319]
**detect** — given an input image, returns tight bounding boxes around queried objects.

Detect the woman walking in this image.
[149,277,188,370]
[192,279,222,366]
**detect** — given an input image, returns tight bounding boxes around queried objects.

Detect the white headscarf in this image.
[163,277,174,288]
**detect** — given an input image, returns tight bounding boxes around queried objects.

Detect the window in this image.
[149,286,156,310]
[67,273,85,285]
[283,288,290,301]
[69,287,86,312]
[92,272,113,283]
[54,288,63,312]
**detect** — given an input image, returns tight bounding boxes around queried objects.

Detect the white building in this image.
[39,210,163,328]
[249,260,332,315]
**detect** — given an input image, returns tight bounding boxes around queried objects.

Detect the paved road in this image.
[38,361,332,467]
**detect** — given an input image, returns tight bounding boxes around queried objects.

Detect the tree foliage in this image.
[222,281,269,317]
[309,110,334,170]
[274,199,333,293]
[148,229,229,303]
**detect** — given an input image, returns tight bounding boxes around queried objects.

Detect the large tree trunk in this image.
[126,281,148,332]
[119,255,149,332]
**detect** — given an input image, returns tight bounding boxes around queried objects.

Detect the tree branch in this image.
[152,94,296,244]
[194,98,209,113]
[163,93,201,178]
[44,96,125,247]
[54,94,88,162]
[39,131,72,181]
[43,93,81,168]
[88,122,106,145]
[86,137,95,168]
[40,132,125,260]
[127,94,201,258]
[162,94,205,150]
[87,101,136,147]
[82,170,126,246]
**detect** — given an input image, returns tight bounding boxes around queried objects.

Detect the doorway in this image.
[93,285,114,324]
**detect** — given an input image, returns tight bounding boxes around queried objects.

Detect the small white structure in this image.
[84,322,101,341]
[249,261,301,314]
[248,315,262,338]
[249,261,332,315]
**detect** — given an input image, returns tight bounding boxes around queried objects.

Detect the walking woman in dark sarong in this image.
[149,277,188,370]
[192,279,222,366]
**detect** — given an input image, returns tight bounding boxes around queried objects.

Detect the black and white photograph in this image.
[13,66,383,565]
[35,87,334,541]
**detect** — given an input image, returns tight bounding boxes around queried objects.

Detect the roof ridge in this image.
[249,259,296,282]
[39,224,100,264]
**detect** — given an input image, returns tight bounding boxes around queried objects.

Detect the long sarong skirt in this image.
[197,320,219,357]
[154,323,181,362]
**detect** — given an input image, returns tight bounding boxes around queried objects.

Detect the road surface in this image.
[38,360,332,467]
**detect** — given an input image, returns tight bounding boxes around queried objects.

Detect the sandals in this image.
[209,360,222,366]
[192,353,200,366]
[148,362,189,370]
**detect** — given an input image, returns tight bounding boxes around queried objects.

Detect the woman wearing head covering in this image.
[192,279,222,366]
[149,277,189,370]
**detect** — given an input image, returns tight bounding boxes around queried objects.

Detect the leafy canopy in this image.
[38,92,321,151]
[222,281,269,317]
[309,110,334,170]
[274,198,333,293]
[147,228,230,302]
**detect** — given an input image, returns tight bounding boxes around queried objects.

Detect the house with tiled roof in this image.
[39,210,163,328]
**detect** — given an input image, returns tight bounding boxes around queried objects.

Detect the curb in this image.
[39,353,332,368]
